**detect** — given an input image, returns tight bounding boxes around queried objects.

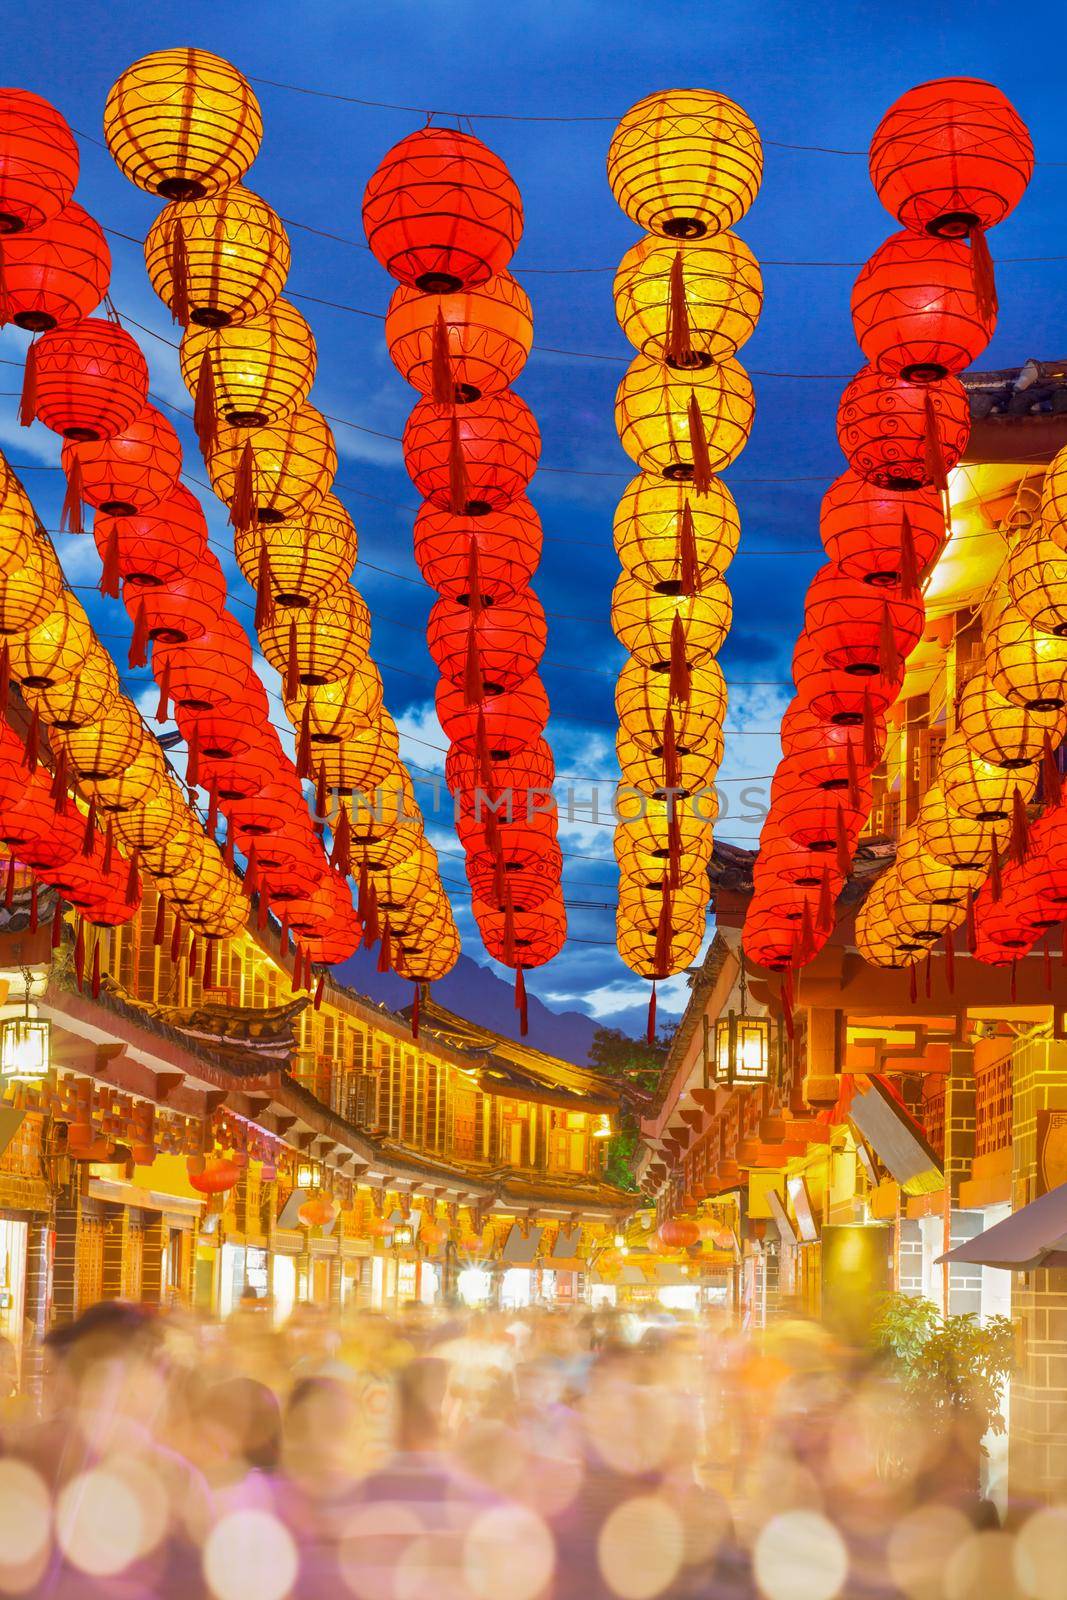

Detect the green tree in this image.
[589,1023,674,1190]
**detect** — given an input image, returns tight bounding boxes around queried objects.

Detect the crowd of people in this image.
[0,1294,1057,1599]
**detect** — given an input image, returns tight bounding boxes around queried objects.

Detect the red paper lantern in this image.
[779,701,887,784]
[458,812,562,912]
[869,78,1033,237]
[804,566,925,675]
[386,271,532,400]
[0,201,109,331]
[791,632,904,725]
[658,1217,699,1250]
[436,676,550,760]
[754,832,846,896]
[0,89,79,234]
[413,497,541,602]
[819,470,944,585]
[94,482,208,589]
[850,230,995,382]
[188,1158,241,1194]
[474,891,566,966]
[31,318,150,442]
[446,737,555,819]
[197,724,284,802]
[298,1195,339,1229]
[363,127,523,292]
[153,617,254,711]
[63,404,182,517]
[227,776,308,841]
[427,589,547,695]
[836,367,970,490]
[131,562,227,645]
[403,392,541,516]
[770,758,872,852]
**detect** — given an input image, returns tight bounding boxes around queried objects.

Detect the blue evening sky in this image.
[5,0,1067,1033]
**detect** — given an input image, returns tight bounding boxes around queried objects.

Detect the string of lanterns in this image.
[101,49,459,1015]
[606,89,762,1037]
[362,121,564,1031]
[745,77,1032,994]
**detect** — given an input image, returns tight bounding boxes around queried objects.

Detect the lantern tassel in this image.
[860,687,878,767]
[448,412,469,515]
[128,600,149,669]
[155,653,172,722]
[879,602,900,680]
[945,924,956,993]
[899,509,921,598]
[152,893,165,948]
[315,762,327,825]
[193,349,218,455]
[314,973,325,1010]
[475,708,492,789]
[244,838,259,896]
[296,698,312,779]
[678,501,700,596]
[230,440,256,532]
[653,883,673,974]
[186,718,200,789]
[254,537,276,630]
[646,980,657,1046]
[686,393,713,497]
[970,223,999,326]
[3,855,14,909]
[1043,731,1063,807]
[662,705,680,793]
[91,938,101,999]
[99,521,121,599]
[431,309,454,406]
[74,917,85,991]
[50,897,63,950]
[923,391,949,493]
[665,251,694,369]
[798,900,817,966]
[18,340,37,428]
[363,880,380,947]
[285,619,300,702]
[168,218,192,326]
[835,804,851,879]
[411,981,420,1040]
[502,889,517,967]
[1011,785,1030,864]
[170,909,182,965]
[377,920,392,974]
[22,707,38,772]
[817,867,835,933]
[965,887,978,954]
[50,747,68,812]
[989,847,1003,903]
[81,797,97,859]
[668,612,691,703]
[356,861,369,925]
[463,611,483,706]
[465,535,481,615]
[846,737,861,808]
[516,965,529,1038]
[330,806,352,877]
[203,938,215,990]
[667,803,682,890]
[60,454,85,535]
[781,966,795,1040]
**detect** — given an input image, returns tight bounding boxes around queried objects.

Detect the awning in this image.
[848,1078,943,1196]
[938,1182,1067,1271]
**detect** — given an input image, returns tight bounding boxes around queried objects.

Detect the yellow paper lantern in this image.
[916,783,1006,868]
[615,353,754,480]
[1040,442,1067,533]
[112,778,188,853]
[394,913,460,982]
[180,298,317,427]
[0,536,63,637]
[207,405,337,526]
[617,870,707,935]
[260,585,371,688]
[59,698,152,781]
[883,879,963,943]
[21,638,118,730]
[938,728,1037,821]
[233,493,357,607]
[7,592,93,688]
[617,730,720,802]
[0,473,36,578]
[144,185,290,327]
[954,672,1065,769]
[286,662,384,747]
[613,471,740,590]
[607,89,763,238]
[614,787,716,885]
[617,906,704,978]
[893,830,984,906]
[139,825,202,886]
[611,572,731,669]
[1006,530,1067,637]
[372,839,445,928]
[856,877,921,968]
[319,716,401,796]
[615,655,726,757]
[104,48,262,200]
[79,744,167,815]
[613,230,763,365]
[986,603,1067,711]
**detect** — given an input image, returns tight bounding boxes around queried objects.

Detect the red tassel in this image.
[98,521,122,600]
[4,855,14,909]
[91,937,101,999]
[965,887,977,954]
[653,883,673,974]
[203,938,215,989]
[186,718,200,789]
[330,807,351,876]
[502,888,517,967]
[646,980,657,1045]
[60,455,85,535]
[1011,786,1030,864]
[363,880,380,947]
[667,803,681,891]
[357,861,369,925]
[475,708,492,788]
[296,700,312,780]
[665,251,694,368]
[662,706,680,793]
[18,341,37,428]
[315,762,327,824]
[377,920,392,974]
[128,600,149,669]
[923,391,949,493]
[50,897,62,950]
[909,963,917,1004]
[463,610,483,706]
[846,738,861,808]
[970,223,998,326]
[924,951,932,999]
[411,981,420,1040]
[22,707,38,772]
[899,510,921,598]
[230,440,257,532]
[944,924,955,993]
[677,501,700,596]
[254,537,275,631]
[188,934,197,974]
[193,348,218,455]
[1043,732,1063,807]
[431,309,454,406]
[989,847,1003,903]
[668,612,691,703]
[206,778,219,839]
[74,917,85,991]
[152,894,165,948]
[244,838,259,896]
[28,882,37,934]
[1010,957,1018,1004]
[170,907,182,965]
[155,654,172,723]
[817,867,835,933]
[279,909,290,953]
[448,413,469,515]
[314,973,324,1010]
[781,966,795,1040]
[515,966,528,1038]
[285,620,300,702]
[50,747,68,812]
[798,900,817,965]
[124,849,140,907]
[465,535,482,616]
[492,847,507,908]
[686,394,713,496]
[256,891,268,930]
[102,818,114,878]
[879,601,900,679]
[168,217,192,326]
[835,805,851,879]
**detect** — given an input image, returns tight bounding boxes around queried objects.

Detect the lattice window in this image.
[975,1052,1013,1158]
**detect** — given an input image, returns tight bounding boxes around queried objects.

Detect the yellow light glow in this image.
[203,1510,299,1600]
[753,1511,848,1600]
[0,1015,49,1081]
[597,1495,684,1600]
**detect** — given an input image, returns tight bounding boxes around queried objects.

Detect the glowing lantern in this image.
[8,591,93,689]
[459,814,563,912]
[856,881,920,969]
[104,48,262,200]
[233,494,357,607]
[614,789,715,884]
[286,664,383,747]
[615,353,754,480]
[112,778,187,852]
[613,472,739,590]
[791,632,903,724]
[187,1157,241,1194]
[153,617,253,712]
[1006,530,1067,637]
[207,406,337,525]
[319,717,401,796]
[144,185,290,326]
[917,784,1006,868]
[260,585,371,687]
[617,871,705,936]
[446,737,554,820]
[779,701,887,784]
[819,470,944,585]
[475,893,566,967]
[884,880,961,943]
[60,698,154,781]
[180,298,317,426]
[94,482,207,589]
[617,732,720,802]
[427,588,546,696]
[611,573,731,670]
[132,563,227,645]
[403,390,541,514]
[23,638,117,731]
[986,605,1067,712]
[362,127,522,291]
[770,759,871,851]
[0,537,63,636]
[393,917,460,982]
[613,230,763,365]
[436,676,550,759]
[850,230,995,381]
[63,403,182,517]
[836,366,970,490]
[869,78,1033,237]
[386,272,532,401]
[938,729,1037,820]
[79,743,166,816]
[0,202,109,331]
[31,318,149,442]
[955,673,1065,769]
[413,496,541,603]
[894,831,983,906]
[0,89,79,233]
[657,1217,700,1249]
[615,655,727,757]
[298,1195,339,1228]
[607,89,762,238]
[617,912,703,979]
[804,566,924,675]
[754,833,845,896]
